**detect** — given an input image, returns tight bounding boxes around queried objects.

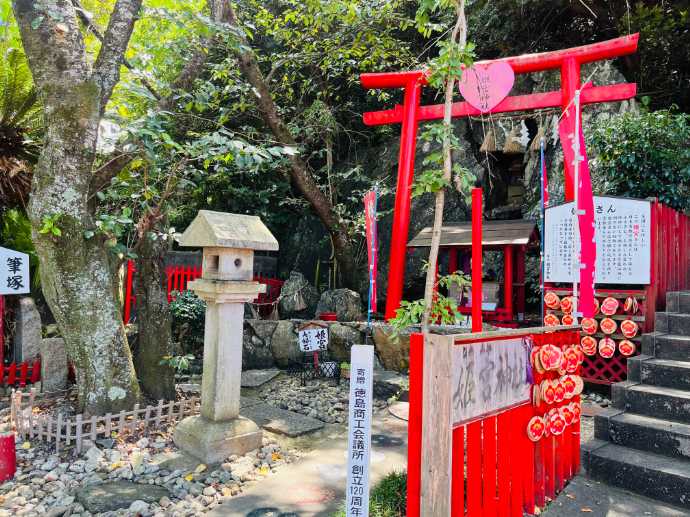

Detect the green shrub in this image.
[335,470,407,517]
[169,290,206,354]
[589,109,690,211]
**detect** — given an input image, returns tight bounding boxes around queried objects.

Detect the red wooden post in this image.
[383,78,423,320]
[7,363,16,386]
[30,358,41,383]
[472,187,483,332]
[504,245,514,319]
[123,260,135,323]
[0,295,4,368]
[497,412,511,516]
[482,416,498,514]
[18,361,28,387]
[449,247,459,274]
[406,332,424,517]
[451,427,464,517]
[466,420,482,516]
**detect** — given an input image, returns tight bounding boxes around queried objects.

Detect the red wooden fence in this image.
[123,261,284,323]
[0,358,41,387]
[408,327,581,516]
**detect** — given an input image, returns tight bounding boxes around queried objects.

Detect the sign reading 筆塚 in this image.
[346,345,374,517]
[544,196,651,284]
[298,326,329,352]
[0,247,30,295]
[451,337,530,427]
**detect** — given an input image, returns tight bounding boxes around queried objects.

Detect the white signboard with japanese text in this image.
[298,326,329,352]
[0,247,30,295]
[451,338,530,427]
[345,345,374,517]
[544,196,651,284]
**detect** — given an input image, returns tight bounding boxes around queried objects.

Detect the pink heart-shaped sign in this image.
[458,62,515,113]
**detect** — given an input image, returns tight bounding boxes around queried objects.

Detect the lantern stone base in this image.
[173,415,262,464]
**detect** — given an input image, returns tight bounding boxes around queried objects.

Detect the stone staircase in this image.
[583,291,690,509]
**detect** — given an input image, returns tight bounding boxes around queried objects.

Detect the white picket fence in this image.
[11,389,200,453]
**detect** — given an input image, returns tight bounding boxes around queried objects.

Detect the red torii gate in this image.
[360,34,639,320]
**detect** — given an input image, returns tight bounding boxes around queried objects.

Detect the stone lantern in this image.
[173,210,278,463]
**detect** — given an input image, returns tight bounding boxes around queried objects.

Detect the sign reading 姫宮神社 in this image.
[452,338,531,427]
[0,247,30,295]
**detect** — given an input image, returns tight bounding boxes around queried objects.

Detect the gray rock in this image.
[241,369,280,388]
[128,499,150,515]
[327,323,362,362]
[241,401,324,437]
[277,271,319,319]
[269,321,301,368]
[76,481,169,513]
[96,438,115,449]
[316,289,363,322]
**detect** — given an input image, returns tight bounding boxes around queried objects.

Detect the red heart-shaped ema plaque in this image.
[458,62,515,113]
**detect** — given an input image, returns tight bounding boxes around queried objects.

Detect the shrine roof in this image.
[408,219,537,248]
[178,210,279,251]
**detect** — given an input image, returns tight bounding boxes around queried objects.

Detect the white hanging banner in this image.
[0,247,30,295]
[345,345,374,517]
[544,196,651,284]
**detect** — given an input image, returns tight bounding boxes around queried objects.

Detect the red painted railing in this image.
[0,358,41,387]
[123,261,284,323]
[407,328,581,516]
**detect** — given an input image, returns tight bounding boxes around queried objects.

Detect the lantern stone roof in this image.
[178,210,279,251]
[408,219,537,248]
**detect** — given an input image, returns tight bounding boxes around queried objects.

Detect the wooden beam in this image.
[363,83,636,126]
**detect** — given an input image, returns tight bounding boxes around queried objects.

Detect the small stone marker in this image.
[241,368,280,388]
[15,297,41,362]
[40,337,68,392]
[345,345,374,517]
[173,211,278,464]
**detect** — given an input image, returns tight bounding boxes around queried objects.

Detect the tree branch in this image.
[71,0,161,101]
[93,0,143,106]
[89,153,136,198]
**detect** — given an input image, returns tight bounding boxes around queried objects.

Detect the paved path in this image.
[210,405,690,517]
[208,411,407,517]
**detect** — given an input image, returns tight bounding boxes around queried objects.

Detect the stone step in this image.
[583,440,690,509]
[648,333,690,361]
[656,313,690,336]
[640,358,690,390]
[595,409,690,459]
[616,383,690,424]
[667,291,690,315]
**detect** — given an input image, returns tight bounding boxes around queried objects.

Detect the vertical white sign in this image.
[0,247,30,295]
[346,345,374,517]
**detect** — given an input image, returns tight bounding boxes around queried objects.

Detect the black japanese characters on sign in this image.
[452,337,531,427]
[544,197,651,285]
[346,345,374,517]
[298,326,329,352]
[0,247,30,295]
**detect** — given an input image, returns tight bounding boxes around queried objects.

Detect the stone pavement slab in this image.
[242,369,281,388]
[75,481,169,513]
[207,412,407,516]
[241,402,324,437]
[543,475,690,517]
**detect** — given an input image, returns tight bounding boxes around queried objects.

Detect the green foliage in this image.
[159,354,195,373]
[335,471,407,517]
[0,209,40,288]
[426,40,476,88]
[38,213,62,237]
[169,290,206,354]
[389,271,471,332]
[589,109,690,211]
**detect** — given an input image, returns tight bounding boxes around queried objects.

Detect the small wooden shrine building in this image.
[408,219,538,326]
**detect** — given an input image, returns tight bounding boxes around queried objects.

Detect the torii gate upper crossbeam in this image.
[360,34,639,320]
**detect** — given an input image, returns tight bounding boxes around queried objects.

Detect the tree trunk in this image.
[133,228,175,400]
[13,0,142,413]
[224,3,360,289]
[422,2,467,333]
